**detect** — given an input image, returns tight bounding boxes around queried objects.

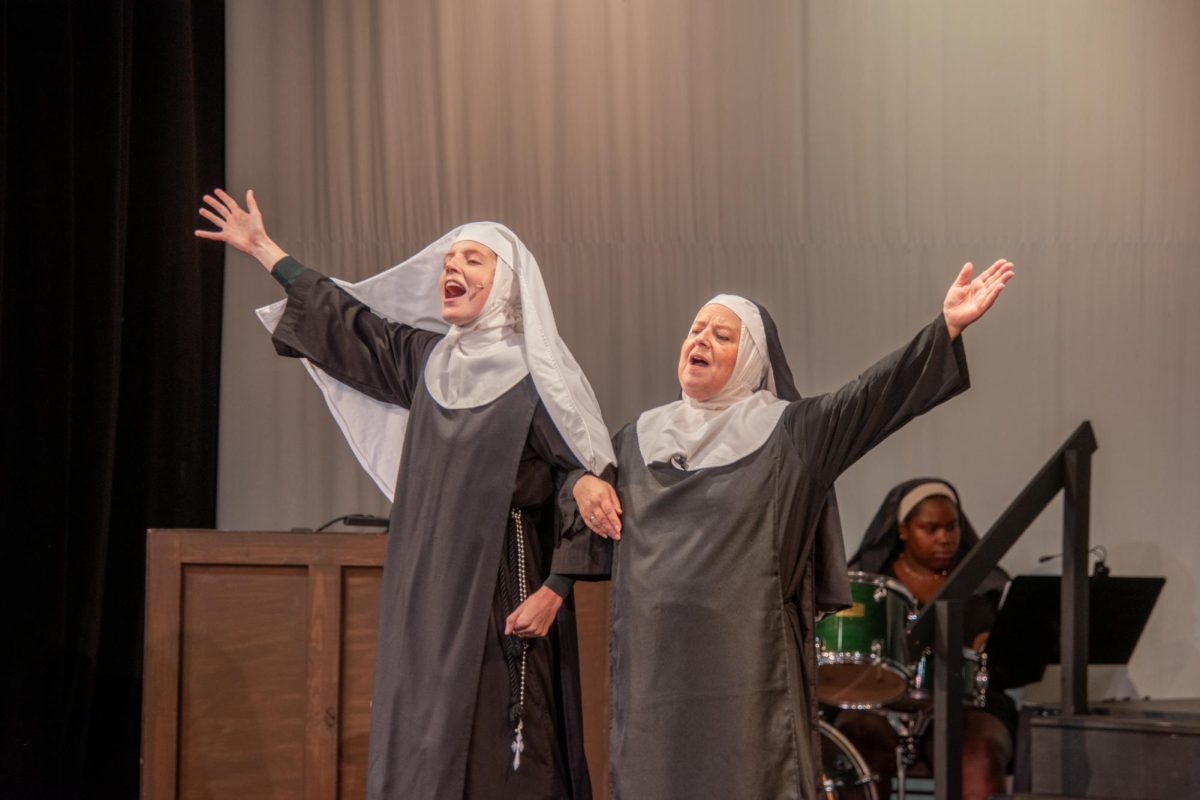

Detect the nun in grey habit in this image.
[568,261,1014,800]
[198,190,614,800]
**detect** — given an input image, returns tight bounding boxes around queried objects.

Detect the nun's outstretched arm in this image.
[784,314,970,486]
[784,259,1012,483]
[196,187,435,406]
[269,267,438,408]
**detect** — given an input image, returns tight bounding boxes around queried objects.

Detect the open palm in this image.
[943,259,1015,338]
[196,188,267,254]
[195,188,286,271]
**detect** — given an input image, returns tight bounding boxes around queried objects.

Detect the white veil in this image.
[637,294,789,470]
[256,222,615,499]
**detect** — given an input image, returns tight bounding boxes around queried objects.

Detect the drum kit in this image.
[813,572,989,799]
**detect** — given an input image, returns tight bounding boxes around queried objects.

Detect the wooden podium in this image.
[140,529,610,799]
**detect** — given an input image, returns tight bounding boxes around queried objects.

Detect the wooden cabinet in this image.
[140,529,609,799]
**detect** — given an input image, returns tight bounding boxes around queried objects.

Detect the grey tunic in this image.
[270,259,600,800]
[603,316,968,800]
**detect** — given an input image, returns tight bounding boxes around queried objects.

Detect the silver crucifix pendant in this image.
[511,720,526,770]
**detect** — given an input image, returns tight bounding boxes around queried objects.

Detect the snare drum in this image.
[888,647,989,712]
[816,571,916,709]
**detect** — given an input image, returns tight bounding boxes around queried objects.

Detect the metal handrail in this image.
[908,420,1097,800]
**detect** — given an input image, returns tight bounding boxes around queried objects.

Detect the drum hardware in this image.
[889,710,931,800]
[817,719,880,800]
[816,569,997,796]
[974,652,989,708]
[889,646,988,713]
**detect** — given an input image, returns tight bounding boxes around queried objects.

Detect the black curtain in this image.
[0,1,224,797]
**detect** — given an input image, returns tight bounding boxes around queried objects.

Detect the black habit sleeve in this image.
[784,314,970,485]
[556,464,618,536]
[527,403,614,584]
[269,256,440,409]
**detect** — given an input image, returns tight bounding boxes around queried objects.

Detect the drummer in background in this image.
[835,478,1015,800]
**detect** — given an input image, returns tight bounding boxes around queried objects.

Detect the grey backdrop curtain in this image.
[220,0,1200,706]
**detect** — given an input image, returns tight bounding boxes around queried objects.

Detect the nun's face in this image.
[899,496,961,572]
[440,240,498,325]
[677,303,741,401]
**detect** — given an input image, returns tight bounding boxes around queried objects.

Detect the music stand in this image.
[984,574,1164,689]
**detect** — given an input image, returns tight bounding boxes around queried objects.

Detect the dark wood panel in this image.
[340,567,383,800]
[142,530,610,800]
[142,532,183,797]
[575,581,611,800]
[308,564,342,799]
[178,565,309,800]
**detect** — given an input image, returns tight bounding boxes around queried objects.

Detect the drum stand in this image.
[891,710,931,800]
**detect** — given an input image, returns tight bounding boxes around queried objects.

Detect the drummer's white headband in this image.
[897,482,959,525]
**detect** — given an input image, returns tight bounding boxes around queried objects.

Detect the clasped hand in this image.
[573,474,622,540]
[504,586,563,638]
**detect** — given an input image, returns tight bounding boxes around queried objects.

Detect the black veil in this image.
[848,476,1007,596]
[754,301,852,613]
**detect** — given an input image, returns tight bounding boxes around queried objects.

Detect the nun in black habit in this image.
[569,261,1014,800]
[838,478,1015,800]
[848,477,1010,641]
[198,190,615,800]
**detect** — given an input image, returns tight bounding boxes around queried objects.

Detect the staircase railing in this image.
[907,420,1098,800]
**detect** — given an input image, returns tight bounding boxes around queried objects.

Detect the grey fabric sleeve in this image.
[526,402,615,582]
[551,465,616,580]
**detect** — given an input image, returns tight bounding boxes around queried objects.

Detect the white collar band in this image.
[638,294,788,470]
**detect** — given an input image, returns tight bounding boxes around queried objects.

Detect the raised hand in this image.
[194,188,286,271]
[573,473,622,540]
[942,259,1015,339]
